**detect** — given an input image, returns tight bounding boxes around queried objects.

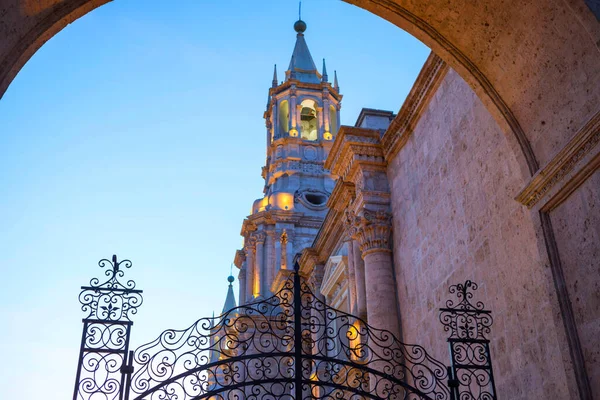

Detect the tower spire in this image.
[322,59,328,83]
[222,274,237,314]
[286,18,319,84]
[272,64,278,88]
[334,70,339,92]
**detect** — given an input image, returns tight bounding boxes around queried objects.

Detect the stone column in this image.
[245,238,256,301]
[353,241,368,320]
[266,230,276,293]
[280,230,288,270]
[323,97,330,134]
[348,209,399,337]
[238,267,247,307]
[254,232,266,297]
[344,236,358,316]
[272,101,278,139]
[289,89,298,136]
[346,214,368,321]
[285,231,295,271]
[316,106,324,138]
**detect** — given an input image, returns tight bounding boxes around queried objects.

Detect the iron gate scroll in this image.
[73,257,497,400]
[72,256,143,400]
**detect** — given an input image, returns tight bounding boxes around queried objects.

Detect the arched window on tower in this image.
[279,100,289,135]
[300,99,318,141]
[329,105,338,135]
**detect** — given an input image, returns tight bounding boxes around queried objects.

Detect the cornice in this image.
[298,248,319,276]
[381,52,449,161]
[269,80,342,102]
[326,180,356,212]
[325,126,385,181]
[516,110,600,210]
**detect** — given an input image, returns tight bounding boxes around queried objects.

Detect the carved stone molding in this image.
[325,126,386,183]
[345,209,393,256]
[233,249,246,269]
[516,111,600,210]
[280,230,289,244]
[241,219,257,236]
[308,264,325,296]
[244,236,257,253]
[381,52,449,160]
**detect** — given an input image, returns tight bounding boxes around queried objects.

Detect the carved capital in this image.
[244,236,257,253]
[345,208,393,256]
[252,232,266,244]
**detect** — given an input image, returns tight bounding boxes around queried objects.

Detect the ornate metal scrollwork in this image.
[128,270,449,400]
[439,281,497,400]
[79,256,143,321]
[73,255,143,400]
[72,257,498,400]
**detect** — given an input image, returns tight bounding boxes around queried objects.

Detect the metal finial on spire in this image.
[272,64,278,88]
[322,59,328,83]
[294,2,306,34]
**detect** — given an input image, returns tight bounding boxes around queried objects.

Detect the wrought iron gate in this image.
[73,256,498,400]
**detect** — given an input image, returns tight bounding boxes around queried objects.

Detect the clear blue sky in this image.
[0,1,428,398]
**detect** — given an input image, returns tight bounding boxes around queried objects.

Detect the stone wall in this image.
[386,69,575,399]
[551,169,600,396]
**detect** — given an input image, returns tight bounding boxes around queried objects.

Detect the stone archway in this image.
[1,0,598,174]
[1,1,598,399]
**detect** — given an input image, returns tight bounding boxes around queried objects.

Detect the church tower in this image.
[234,19,342,305]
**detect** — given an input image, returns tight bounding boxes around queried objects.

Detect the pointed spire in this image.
[334,70,339,92]
[222,275,237,314]
[286,19,320,84]
[322,59,328,83]
[272,64,278,88]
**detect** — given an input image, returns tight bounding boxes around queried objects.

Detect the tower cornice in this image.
[268,80,342,102]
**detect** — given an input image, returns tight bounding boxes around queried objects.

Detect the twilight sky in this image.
[0,1,428,398]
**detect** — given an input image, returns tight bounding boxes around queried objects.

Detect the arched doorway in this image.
[1,1,598,399]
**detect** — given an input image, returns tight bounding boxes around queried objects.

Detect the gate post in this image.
[439,280,498,400]
[72,255,143,400]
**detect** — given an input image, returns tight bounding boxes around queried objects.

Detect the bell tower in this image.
[234,19,342,304]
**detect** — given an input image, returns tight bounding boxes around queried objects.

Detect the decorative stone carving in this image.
[304,145,317,160]
[233,249,246,269]
[294,189,329,210]
[345,209,393,256]
[244,236,257,254]
[253,232,266,244]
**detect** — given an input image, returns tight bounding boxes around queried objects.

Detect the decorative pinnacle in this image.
[334,70,339,92]
[322,59,328,82]
[272,64,278,87]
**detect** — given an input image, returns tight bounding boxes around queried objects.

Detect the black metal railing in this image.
[440,281,497,400]
[72,255,143,400]
[72,256,497,400]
